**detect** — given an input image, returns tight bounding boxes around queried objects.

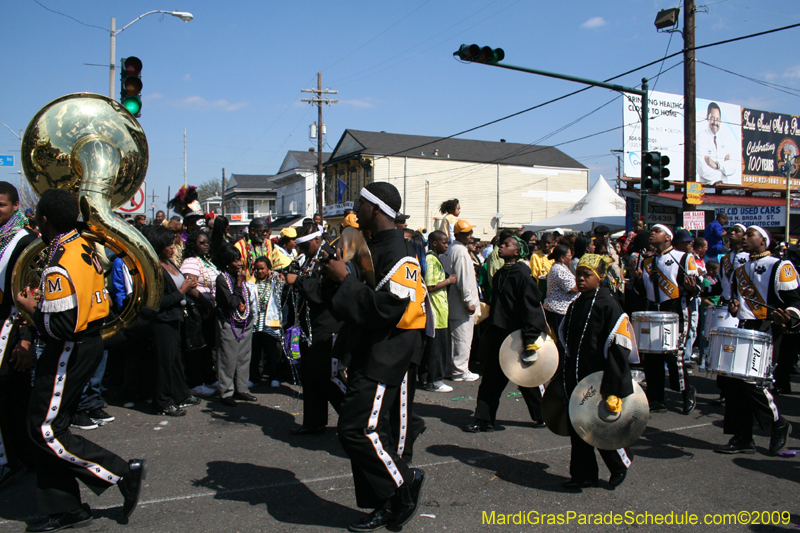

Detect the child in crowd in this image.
[251,256,287,388]
[422,231,456,393]
[215,244,258,406]
[698,260,720,372]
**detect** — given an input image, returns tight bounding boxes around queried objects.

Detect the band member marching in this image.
[15,189,146,531]
[718,224,748,303]
[284,222,345,435]
[560,254,635,490]
[464,235,548,433]
[717,225,797,455]
[634,224,698,415]
[322,183,427,532]
[0,182,39,489]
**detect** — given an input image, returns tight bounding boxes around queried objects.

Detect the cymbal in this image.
[568,371,648,450]
[542,375,570,437]
[339,227,375,288]
[499,330,558,388]
[474,302,490,325]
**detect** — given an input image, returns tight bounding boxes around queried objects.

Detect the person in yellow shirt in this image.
[529,232,555,297]
[273,227,297,270]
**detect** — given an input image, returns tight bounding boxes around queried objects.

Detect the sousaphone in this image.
[13,93,163,339]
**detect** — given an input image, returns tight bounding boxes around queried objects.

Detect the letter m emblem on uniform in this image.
[404,265,418,282]
[47,277,62,293]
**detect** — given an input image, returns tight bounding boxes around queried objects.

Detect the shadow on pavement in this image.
[426,443,573,493]
[192,461,359,527]
[731,457,800,485]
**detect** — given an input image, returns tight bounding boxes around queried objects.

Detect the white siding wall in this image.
[373,157,588,236]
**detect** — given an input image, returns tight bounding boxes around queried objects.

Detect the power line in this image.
[696,60,800,98]
[31,0,114,31]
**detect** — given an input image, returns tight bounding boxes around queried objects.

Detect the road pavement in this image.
[1,370,798,532]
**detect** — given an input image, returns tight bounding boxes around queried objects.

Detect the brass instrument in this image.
[13,93,163,339]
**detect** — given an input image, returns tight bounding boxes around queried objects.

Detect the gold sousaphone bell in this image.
[499,329,558,388]
[13,93,163,338]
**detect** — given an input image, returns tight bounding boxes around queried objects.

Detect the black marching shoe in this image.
[714,436,756,454]
[769,421,791,456]
[463,420,495,433]
[26,504,92,532]
[232,392,258,402]
[118,459,148,518]
[178,395,201,408]
[682,387,696,415]
[563,478,599,491]
[608,471,627,490]
[290,425,326,435]
[390,468,426,529]
[348,507,396,532]
[648,401,667,413]
[158,405,186,417]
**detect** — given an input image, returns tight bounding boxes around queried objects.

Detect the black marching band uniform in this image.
[0,219,38,480]
[330,228,427,513]
[637,241,697,412]
[473,260,547,428]
[26,230,130,515]
[559,266,635,485]
[291,242,345,431]
[723,243,797,453]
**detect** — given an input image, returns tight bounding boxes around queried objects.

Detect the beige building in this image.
[323,130,589,237]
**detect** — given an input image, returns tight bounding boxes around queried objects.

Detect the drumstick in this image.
[741,296,781,312]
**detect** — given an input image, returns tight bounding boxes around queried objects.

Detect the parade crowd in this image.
[0,182,798,532]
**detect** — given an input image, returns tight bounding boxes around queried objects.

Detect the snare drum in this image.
[631,312,680,354]
[708,327,773,381]
[703,306,738,340]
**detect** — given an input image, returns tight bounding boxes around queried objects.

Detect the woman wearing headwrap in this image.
[559,254,635,491]
[463,236,549,433]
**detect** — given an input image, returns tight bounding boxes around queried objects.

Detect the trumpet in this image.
[13,93,163,339]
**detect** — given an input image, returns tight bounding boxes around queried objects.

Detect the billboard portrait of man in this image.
[696,100,742,186]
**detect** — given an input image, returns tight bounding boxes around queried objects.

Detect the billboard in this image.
[623,91,800,190]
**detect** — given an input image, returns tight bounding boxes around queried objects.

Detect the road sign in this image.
[118,184,146,215]
[0,155,14,166]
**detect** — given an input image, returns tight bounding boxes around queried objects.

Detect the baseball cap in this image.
[280,227,297,239]
[454,220,475,233]
[672,229,693,244]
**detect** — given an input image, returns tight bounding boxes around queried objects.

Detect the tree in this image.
[196,178,223,201]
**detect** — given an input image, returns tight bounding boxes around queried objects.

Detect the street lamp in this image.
[109,10,193,98]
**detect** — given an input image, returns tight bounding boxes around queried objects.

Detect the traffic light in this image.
[643,151,671,193]
[120,56,143,117]
[454,44,505,64]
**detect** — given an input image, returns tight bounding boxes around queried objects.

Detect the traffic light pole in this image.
[471,60,650,224]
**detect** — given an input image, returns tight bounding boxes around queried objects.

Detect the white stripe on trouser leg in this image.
[676,359,686,391]
[539,384,546,396]
[762,388,780,422]
[0,310,17,370]
[616,448,632,468]
[331,358,346,394]
[397,373,408,457]
[41,342,121,485]
[365,382,404,487]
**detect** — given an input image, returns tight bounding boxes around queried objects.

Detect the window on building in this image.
[247,200,255,218]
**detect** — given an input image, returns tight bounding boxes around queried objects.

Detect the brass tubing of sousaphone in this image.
[73,135,163,339]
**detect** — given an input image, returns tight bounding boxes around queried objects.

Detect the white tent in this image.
[522,176,626,232]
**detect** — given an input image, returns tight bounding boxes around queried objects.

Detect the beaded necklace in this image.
[37,231,72,309]
[291,251,318,344]
[562,287,599,396]
[245,238,267,272]
[222,271,250,339]
[0,211,27,264]
[198,256,220,293]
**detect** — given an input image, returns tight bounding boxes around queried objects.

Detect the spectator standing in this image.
[704,212,728,262]
[436,199,460,243]
[441,220,480,381]
[210,216,232,257]
[273,227,297,270]
[543,245,579,348]
[422,231,455,393]
[251,257,286,388]
[530,232,555,297]
[698,260,720,372]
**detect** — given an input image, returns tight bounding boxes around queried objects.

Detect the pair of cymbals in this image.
[542,376,570,437]
[339,226,375,288]
[568,371,649,450]
[499,330,558,388]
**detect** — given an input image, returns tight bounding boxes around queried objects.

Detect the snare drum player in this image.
[634,224,698,415]
[322,182,427,532]
[560,254,635,490]
[15,190,146,531]
[718,225,797,455]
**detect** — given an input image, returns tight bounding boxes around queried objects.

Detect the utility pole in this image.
[183,128,187,187]
[149,189,159,220]
[683,0,697,213]
[221,168,226,217]
[301,73,338,220]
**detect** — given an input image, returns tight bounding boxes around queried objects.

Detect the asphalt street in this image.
[1,370,798,533]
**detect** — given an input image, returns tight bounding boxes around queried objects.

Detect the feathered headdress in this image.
[168,185,203,219]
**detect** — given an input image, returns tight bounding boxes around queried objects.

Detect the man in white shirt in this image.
[440,220,480,381]
[697,102,738,185]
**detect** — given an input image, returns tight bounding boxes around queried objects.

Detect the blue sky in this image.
[2,0,799,217]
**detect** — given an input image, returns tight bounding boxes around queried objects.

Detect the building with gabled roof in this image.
[223,173,277,230]
[268,149,330,229]
[323,129,589,236]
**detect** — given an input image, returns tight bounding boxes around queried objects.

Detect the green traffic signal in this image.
[120,56,143,118]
